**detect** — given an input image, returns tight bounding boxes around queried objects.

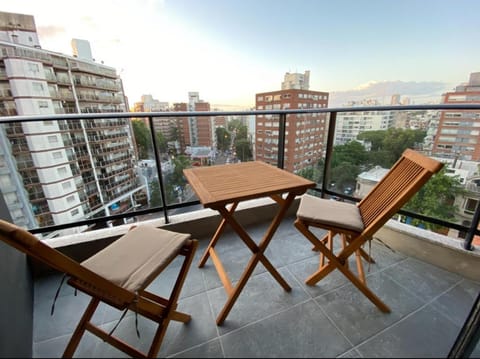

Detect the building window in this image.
[48,135,58,143]
[57,167,67,175]
[3,192,18,205]
[38,100,49,109]
[66,195,75,203]
[0,174,13,187]
[465,198,479,214]
[52,151,63,160]
[28,62,40,74]
[32,82,45,93]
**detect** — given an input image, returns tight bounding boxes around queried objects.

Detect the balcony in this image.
[31,206,480,357]
[2,104,480,357]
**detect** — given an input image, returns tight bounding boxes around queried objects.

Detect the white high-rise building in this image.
[71,38,93,61]
[0,11,141,235]
[334,100,394,145]
[281,70,310,90]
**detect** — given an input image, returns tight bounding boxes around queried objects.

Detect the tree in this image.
[149,180,163,207]
[357,130,384,151]
[170,155,191,188]
[358,128,427,167]
[330,162,360,193]
[162,155,192,204]
[331,140,368,168]
[234,138,252,162]
[155,131,168,155]
[228,119,244,132]
[215,127,231,152]
[329,141,368,191]
[131,120,153,159]
[403,167,465,232]
[297,166,322,183]
[170,126,180,142]
[235,124,248,140]
[381,128,426,166]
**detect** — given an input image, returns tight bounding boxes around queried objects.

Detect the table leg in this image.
[214,192,297,325]
[198,202,238,268]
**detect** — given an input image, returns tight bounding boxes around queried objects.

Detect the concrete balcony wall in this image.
[0,195,33,357]
[36,198,480,284]
[376,219,480,281]
[33,198,298,276]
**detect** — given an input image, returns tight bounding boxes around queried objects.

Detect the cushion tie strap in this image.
[107,291,141,340]
[367,238,372,273]
[51,274,68,316]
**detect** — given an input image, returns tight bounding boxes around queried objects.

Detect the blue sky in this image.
[3,0,479,108]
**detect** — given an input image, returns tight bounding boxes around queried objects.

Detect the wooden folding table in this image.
[183,161,316,325]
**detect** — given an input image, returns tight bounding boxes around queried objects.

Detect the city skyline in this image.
[3,0,479,108]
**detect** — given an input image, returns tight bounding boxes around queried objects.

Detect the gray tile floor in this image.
[33,216,480,358]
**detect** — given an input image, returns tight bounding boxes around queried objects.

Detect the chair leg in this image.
[295,219,390,313]
[355,249,366,284]
[341,234,349,270]
[63,297,100,358]
[311,231,329,252]
[319,231,333,269]
[308,239,390,313]
[64,240,198,358]
[346,235,375,264]
[148,239,198,357]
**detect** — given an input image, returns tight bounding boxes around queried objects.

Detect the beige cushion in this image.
[81,225,191,292]
[296,194,364,232]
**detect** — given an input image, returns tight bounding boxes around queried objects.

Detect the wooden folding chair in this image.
[0,220,198,358]
[294,149,443,312]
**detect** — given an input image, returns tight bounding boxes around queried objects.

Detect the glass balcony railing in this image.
[1,103,480,249]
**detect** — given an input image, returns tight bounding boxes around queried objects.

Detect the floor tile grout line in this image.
[200,265,227,358]
[166,337,222,358]
[32,218,477,358]
[346,277,470,353]
[309,293,359,355]
[379,256,463,305]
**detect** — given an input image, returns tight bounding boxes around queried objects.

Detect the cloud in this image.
[329,80,454,107]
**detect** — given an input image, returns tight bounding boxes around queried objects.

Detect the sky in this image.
[3,0,480,108]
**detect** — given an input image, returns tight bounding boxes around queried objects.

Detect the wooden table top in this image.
[183,161,316,208]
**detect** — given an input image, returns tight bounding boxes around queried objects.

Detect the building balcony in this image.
[2,104,480,357]
[30,201,480,357]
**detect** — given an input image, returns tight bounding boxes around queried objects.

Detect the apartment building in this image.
[432,72,480,161]
[0,11,140,235]
[334,99,394,145]
[255,71,329,173]
[133,94,175,142]
[187,92,214,147]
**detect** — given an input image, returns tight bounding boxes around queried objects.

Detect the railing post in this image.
[148,116,170,224]
[321,111,336,198]
[277,113,286,169]
[463,201,480,250]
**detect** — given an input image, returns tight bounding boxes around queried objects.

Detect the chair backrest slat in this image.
[358,149,443,237]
